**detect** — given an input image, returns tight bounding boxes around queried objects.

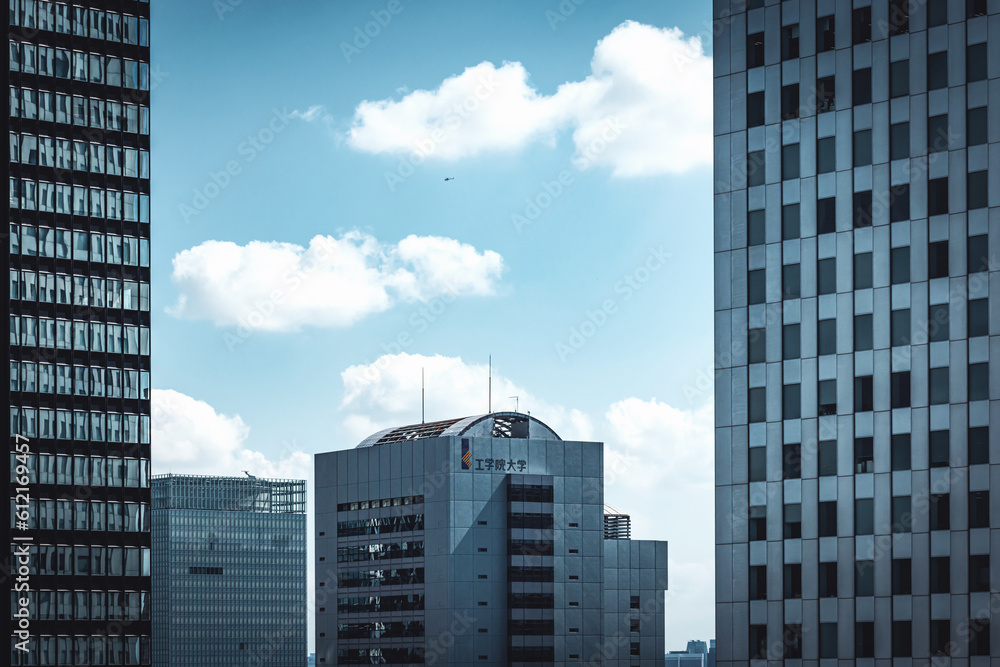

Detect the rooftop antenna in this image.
[488,355,492,413]
[509,396,519,412]
[421,367,425,424]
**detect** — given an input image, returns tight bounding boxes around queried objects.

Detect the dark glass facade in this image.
[7,0,151,663]
[150,475,307,667]
[715,0,998,663]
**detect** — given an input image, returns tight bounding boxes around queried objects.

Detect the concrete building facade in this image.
[715,0,998,663]
[314,412,667,666]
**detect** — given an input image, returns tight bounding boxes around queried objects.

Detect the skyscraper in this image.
[314,412,668,665]
[7,1,152,663]
[715,0,995,663]
[150,474,307,667]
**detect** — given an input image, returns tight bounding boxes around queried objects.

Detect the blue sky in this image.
[151,0,715,650]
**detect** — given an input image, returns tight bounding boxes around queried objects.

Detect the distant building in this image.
[151,474,307,667]
[314,412,668,665]
[665,640,714,667]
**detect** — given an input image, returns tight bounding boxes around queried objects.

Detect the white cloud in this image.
[151,388,311,479]
[339,352,593,445]
[167,232,503,331]
[345,21,712,176]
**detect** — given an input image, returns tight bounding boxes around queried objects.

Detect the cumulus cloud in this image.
[339,352,594,445]
[167,232,503,331]
[345,21,712,176]
[151,389,311,479]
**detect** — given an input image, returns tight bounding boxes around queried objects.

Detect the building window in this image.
[781,24,799,60]
[782,264,800,300]
[818,257,836,294]
[890,184,910,222]
[629,619,639,633]
[817,197,836,234]
[891,246,910,283]
[817,15,835,52]
[855,560,874,596]
[928,177,949,216]
[630,595,640,609]
[853,7,871,43]
[748,388,766,424]
[818,379,837,416]
[890,59,909,97]
[748,447,766,481]
[855,498,874,535]
[783,625,802,659]
[818,318,836,355]
[930,430,950,467]
[927,52,948,90]
[747,269,765,304]
[749,505,766,541]
[928,114,950,153]
[818,440,837,476]
[853,190,873,227]
[971,619,991,656]
[969,426,989,465]
[781,143,799,180]
[747,151,766,187]
[747,32,765,68]
[783,564,802,599]
[970,491,990,528]
[783,503,801,539]
[891,309,910,347]
[854,252,873,289]
[968,107,988,146]
[819,562,837,597]
[748,327,766,364]
[781,85,799,121]
[749,625,767,659]
[747,91,765,127]
[782,324,800,360]
[747,208,765,246]
[892,496,912,533]
[968,0,988,17]
[929,303,950,341]
[891,434,911,471]
[819,623,838,659]
[818,501,837,537]
[929,367,950,404]
[969,362,989,401]
[927,0,948,26]
[892,620,912,657]
[968,234,989,273]
[855,376,874,412]
[930,620,951,656]
[816,136,836,174]
[816,74,835,111]
[783,384,801,419]
[782,443,801,479]
[630,642,640,657]
[853,130,872,166]
[892,558,912,595]
[969,299,989,337]
[930,557,950,593]
[969,554,990,592]
[853,68,872,105]
[930,493,950,530]
[890,121,910,160]
[890,0,912,34]
[891,371,911,408]
[854,315,873,351]
[782,203,800,240]
[854,437,874,473]
[967,42,988,82]
[856,622,875,658]
[969,170,989,210]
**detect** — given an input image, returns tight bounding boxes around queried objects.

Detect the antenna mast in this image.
[488,356,492,413]
[421,367,425,424]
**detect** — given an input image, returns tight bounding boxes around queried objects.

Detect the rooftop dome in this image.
[356,412,561,448]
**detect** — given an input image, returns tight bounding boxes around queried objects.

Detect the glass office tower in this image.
[7,1,152,664]
[151,474,307,667]
[715,0,996,663]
